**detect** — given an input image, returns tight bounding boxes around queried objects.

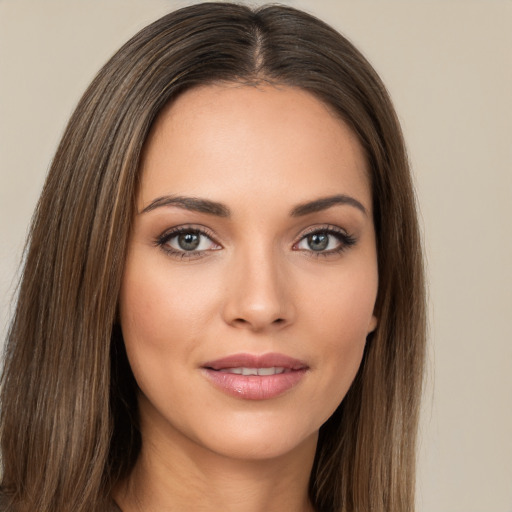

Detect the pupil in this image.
[308,233,328,251]
[178,232,200,251]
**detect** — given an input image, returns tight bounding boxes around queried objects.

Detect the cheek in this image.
[301,265,377,410]
[305,261,378,340]
[120,257,214,342]
[118,253,220,388]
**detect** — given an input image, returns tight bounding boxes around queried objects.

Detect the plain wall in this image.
[0,1,511,511]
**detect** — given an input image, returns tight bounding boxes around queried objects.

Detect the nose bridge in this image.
[222,240,294,331]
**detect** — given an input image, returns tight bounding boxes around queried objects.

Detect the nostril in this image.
[231,317,285,329]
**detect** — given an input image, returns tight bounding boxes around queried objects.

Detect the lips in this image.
[201,353,308,400]
[218,367,287,376]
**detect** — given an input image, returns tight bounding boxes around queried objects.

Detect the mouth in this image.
[201,353,309,400]
[216,367,289,376]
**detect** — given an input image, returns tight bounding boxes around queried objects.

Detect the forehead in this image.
[138,84,371,212]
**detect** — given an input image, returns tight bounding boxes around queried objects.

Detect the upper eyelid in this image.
[294,223,356,245]
[158,224,219,242]
[156,223,354,249]
[294,224,350,240]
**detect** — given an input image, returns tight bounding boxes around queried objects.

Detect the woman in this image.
[0,3,425,511]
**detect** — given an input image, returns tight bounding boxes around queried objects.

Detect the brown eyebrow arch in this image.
[290,194,367,217]
[141,193,366,218]
[140,195,231,217]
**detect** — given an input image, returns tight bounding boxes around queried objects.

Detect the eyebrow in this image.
[290,194,367,217]
[141,195,231,217]
[140,193,367,217]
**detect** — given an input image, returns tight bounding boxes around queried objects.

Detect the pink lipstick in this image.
[201,353,308,400]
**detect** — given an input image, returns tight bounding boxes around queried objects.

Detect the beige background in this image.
[1,1,511,510]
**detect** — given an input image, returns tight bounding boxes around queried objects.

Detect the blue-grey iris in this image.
[178,233,200,251]
[307,233,329,251]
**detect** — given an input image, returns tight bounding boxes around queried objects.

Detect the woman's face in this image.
[119,84,378,461]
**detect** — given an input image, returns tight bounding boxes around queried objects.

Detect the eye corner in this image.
[154,224,222,260]
[293,224,357,256]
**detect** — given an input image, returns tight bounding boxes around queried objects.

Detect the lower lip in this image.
[202,369,307,400]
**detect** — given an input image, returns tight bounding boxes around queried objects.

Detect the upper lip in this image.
[202,353,308,371]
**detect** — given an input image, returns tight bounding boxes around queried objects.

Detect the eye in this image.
[169,231,211,251]
[294,227,356,255]
[156,226,221,258]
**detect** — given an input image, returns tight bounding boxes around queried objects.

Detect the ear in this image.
[367,314,378,334]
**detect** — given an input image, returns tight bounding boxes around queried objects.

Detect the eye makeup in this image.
[154,222,357,261]
[293,224,357,258]
[154,225,221,260]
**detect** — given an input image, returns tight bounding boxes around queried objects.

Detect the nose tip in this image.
[221,255,295,332]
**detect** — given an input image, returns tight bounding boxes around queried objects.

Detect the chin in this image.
[195,422,319,462]
[140,391,323,464]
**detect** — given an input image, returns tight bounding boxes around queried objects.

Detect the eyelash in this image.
[155,224,357,260]
[155,226,220,260]
[293,225,357,257]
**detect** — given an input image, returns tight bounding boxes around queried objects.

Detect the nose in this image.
[221,247,295,332]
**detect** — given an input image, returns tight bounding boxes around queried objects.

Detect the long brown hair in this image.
[0,3,426,511]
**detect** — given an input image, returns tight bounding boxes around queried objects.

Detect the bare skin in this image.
[117,399,316,511]
[115,84,378,512]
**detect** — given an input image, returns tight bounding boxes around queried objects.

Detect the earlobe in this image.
[368,315,378,334]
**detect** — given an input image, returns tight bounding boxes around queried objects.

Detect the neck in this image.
[114,402,317,512]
